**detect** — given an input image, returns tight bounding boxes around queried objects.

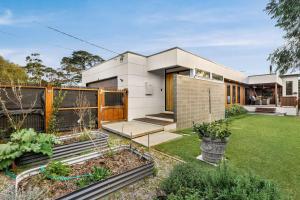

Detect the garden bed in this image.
[16,131,108,166]
[16,146,154,200]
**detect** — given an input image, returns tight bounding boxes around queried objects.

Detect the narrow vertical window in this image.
[232,85,236,104]
[237,86,241,103]
[286,81,293,95]
[227,85,231,104]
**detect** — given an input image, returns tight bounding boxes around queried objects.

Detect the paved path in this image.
[133,131,182,147]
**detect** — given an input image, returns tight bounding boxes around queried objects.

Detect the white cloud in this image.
[0,9,42,26]
[130,28,283,55]
[0,9,13,25]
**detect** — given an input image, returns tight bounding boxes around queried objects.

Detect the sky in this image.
[0,0,284,75]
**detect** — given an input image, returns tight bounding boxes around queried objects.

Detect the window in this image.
[237,86,240,103]
[212,73,223,81]
[232,85,236,103]
[227,85,231,104]
[195,69,210,79]
[286,81,293,95]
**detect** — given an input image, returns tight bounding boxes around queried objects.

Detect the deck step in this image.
[255,107,276,113]
[145,113,174,122]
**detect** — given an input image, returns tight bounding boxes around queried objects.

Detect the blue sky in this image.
[0,0,283,75]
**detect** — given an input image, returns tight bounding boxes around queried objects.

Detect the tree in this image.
[25,53,47,85]
[0,56,28,84]
[25,53,63,86]
[265,0,300,74]
[60,51,104,85]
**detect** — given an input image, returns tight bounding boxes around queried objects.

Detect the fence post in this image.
[98,89,103,129]
[45,86,53,132]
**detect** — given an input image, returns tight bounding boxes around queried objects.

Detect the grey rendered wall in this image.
[174,75,225,129]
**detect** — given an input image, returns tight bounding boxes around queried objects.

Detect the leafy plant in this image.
[43,161,71,178]
[193,120,231,140]
[0,129,60,170]
[225,104,247,118]
[47,90,66,135]
[160,163,285,200]
[78,131,90,142]
[76,166,111,188]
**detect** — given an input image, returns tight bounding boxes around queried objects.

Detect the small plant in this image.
[78,130,91,142]
[47,89,66,135]
[193,120,231,140]
[76,166,111,188]
[225,104,247,118]
[0,129,60,170]
[43,161,71,178]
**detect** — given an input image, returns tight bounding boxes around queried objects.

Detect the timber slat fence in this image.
[0,85,128,132]
[280,96,298,107]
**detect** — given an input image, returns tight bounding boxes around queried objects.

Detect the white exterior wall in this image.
[281,76,299,97]
[247,74,283,85]
[147,49,179,71]
[82,54,129,89]
[127,54,165,120]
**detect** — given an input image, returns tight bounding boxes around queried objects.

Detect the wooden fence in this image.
[0,85,128,132]
[280,96,298,107]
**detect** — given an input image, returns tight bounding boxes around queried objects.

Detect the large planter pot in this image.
[200,137,228,164]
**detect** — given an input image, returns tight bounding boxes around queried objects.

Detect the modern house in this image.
[82,47,299,129]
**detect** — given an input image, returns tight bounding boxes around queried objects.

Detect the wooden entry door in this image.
[166,73,174,111]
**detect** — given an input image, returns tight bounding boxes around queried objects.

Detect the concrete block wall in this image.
[174,75,225,129]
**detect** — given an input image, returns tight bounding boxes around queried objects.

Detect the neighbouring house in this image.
[82,47,299,129]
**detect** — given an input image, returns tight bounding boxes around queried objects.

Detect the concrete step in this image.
[145,113,174,122]
[133,117,176,131]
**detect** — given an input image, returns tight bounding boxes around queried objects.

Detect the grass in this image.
[154,114,300,199]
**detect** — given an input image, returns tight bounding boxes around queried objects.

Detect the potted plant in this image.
[193,120,231,164]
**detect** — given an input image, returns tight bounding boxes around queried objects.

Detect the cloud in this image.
[0,9,41,26]
[0,9,13,25]
[129,28,283,55]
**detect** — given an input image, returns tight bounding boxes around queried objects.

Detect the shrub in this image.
[225,104,247,118]
[193,120,231,140]
[160,163,284,200]
[0,129,60,170]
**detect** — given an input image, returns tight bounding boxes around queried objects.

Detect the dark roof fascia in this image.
[279,74,300,78]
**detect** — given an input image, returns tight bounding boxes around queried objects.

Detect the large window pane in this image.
[195,69,210,79]
[212,73,223,81]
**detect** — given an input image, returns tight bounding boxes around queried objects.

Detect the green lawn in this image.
[154,114,300,199]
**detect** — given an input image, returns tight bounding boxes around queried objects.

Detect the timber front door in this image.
[165,70,190,111]
[166,73,174,111]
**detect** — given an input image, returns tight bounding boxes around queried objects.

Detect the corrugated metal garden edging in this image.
[16,146,154,200]
[16,132,109,166]
[57,147,154,200]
